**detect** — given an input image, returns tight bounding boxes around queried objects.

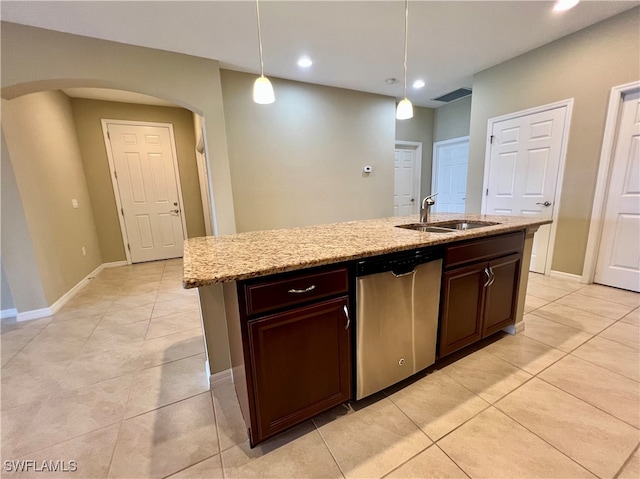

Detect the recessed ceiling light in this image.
[553,0,579,12]
[297,57,313,68]
[412,79,426,89]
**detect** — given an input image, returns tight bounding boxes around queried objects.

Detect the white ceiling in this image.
[2,1,638,108]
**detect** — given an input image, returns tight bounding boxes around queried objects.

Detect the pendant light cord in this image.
[403,0,409,99]
[256,0,265,77]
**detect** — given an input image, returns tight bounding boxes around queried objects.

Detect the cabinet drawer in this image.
[243,266,349,316]
[444,231,524,269]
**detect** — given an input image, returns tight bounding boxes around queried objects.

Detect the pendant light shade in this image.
[253,75,275,104]
[396,0,413,120]
[396,98,413,120]
[253,0,274,104]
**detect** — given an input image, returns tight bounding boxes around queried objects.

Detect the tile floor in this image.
[1,260,639,478]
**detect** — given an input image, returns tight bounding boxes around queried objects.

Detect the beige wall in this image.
[434,96,471,143]
[1,133,49,312]
[467,8,640,275]
[221,70,396,232]
[396,106,435,199]
[71,99,206,262]
[1,262,14,311]
[2,91,103,305]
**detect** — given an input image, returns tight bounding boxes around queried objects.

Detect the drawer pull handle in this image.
[484,267,492,288]
[287,285,316,294]
[343,305,351,330]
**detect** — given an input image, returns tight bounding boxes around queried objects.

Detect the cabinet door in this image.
[483,253,521,337]
[247,296,351,443]
[439,263,486,357]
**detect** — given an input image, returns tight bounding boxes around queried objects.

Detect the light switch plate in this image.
[72,199,79,209]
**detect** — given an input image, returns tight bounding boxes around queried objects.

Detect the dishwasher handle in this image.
[391,269,416,278]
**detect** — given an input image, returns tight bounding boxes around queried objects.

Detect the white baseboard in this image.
[1,308,18,319]
[210,368,232,389]
[549,270,582,281]
[17,307,53,322]
[14,260,130,322]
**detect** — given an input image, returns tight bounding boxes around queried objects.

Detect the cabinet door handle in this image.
[287,285,316,294]
[488,267,496,287]
[343,305,351,330]
[484,267,492,287]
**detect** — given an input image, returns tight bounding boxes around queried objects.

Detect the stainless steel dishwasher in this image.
[355,248,443,400]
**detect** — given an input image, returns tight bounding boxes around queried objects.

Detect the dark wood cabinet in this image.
[248,296,351,441]
[224,264,352,446]
[439,232,524,357]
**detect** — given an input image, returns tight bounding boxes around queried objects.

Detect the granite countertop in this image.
[183,213,551,288]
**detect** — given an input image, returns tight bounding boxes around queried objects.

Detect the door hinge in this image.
[490,135,495,144]
[120,208,124,216]
[107,131,111,140]
[114,170,118,180]
[127,243,131,252]
[486,188,489,196]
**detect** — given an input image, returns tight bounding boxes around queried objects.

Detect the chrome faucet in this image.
[420,193,438,223]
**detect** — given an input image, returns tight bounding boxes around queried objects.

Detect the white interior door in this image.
[432,137,469,213]
[394,146,421,216]
[106,122,185,263]
[484,106,567,274]
[595,90,640,292]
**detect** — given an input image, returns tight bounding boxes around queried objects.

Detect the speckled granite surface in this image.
[183,214,551,288]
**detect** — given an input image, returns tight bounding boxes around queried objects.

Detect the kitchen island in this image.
[183,213,550,446]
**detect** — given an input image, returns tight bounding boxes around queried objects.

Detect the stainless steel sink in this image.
[431,221,500,230]
[396,221,500,233]
[396,223,457,233]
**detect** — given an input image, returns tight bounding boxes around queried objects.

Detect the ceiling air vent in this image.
[432,88,472,103]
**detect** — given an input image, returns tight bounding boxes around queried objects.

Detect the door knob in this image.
[536,201,552,207]
[170,209,180,214]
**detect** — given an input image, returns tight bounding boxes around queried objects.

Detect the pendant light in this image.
[396,0,413,120]
[253,0,275,104]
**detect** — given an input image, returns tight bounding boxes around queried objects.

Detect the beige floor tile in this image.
[533,302,616,334]
[10,425,120,479]
[620,307,639,326]
[599,321,640,349]
[539,354,640,428]
[529,274,584,292]
[619,448,640,479]
[145,310,202,340]
[50,309,103,324]
[384,445,468,479]
[125,353,209,418]
[1,400,43,460]
[139,327,204,369]
[35,316,101,341]
[211,383,249,451]
[109,292,158,311]
[166,455,223,479]
[481,333,565,375]
[314,397,431,479]
[82,321,149,352]
[437,407,596,478]
[222,422,342,479]
[109,393,217,479]
[579,284,640,308]
[1,316,51,334]
[120,281,161,296]
[58,299,112,317]
[526,283,571,301]
[60,342,143,390]
[388,370,489,441]
[151,296,200,319]
[524,294,550,312]
[557,292,636,320]
[1,356,70,410]
[9,375,132,458]
[156,289,199,304]
[522,313,593,352]
[98,303,154,329]
[441,349,532,403]
[572,336,640,381]
[496,378,639,478]
[0,326,42,367]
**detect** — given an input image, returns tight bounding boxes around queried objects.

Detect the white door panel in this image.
[484,107,567,273]
[595,90,640,292]
[394,147,420,216]
[107,123,185,263]
[432,137,468,213]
